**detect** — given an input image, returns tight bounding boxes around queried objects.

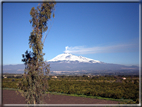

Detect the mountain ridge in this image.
[3,53,139,75]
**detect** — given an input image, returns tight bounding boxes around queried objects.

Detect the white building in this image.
[122,77,126,80]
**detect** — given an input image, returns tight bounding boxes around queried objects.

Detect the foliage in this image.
[2,75,139,104]
[3,78,21,89]
[16,1,55,104]
[47,76,139,102]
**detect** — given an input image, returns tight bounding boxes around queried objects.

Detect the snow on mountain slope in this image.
[48,52,101,63]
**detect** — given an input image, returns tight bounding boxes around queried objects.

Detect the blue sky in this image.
[3,2,139,66]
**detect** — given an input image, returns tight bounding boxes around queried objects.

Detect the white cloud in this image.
[64,43,138,54]
[17,69,24,71]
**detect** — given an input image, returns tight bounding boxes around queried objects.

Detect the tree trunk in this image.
[34,99,36,105]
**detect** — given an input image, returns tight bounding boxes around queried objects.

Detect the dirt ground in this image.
[2,90,119,105]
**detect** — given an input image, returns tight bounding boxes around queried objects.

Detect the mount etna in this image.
[3,53,139,75]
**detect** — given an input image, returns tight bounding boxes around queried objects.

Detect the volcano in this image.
[47,53,139,75]
[3,53,139,75]
[48,52,102,63]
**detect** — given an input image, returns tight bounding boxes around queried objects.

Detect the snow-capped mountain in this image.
[48,52,101,63]
[3,53,139,75]
[46,53,138,75]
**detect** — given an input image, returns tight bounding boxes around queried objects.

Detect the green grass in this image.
[3,87,19,91]
[46,91,133,103]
